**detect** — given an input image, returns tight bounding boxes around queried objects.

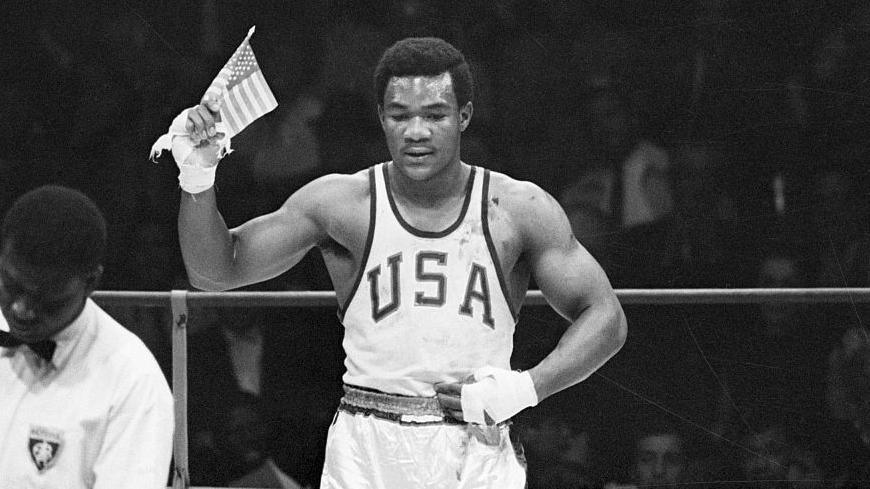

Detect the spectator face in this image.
[0,246,95,343]
[634,433,685,487]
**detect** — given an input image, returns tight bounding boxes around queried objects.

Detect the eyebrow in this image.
[384,102,452,111]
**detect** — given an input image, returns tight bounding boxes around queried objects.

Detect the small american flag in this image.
[204,26,277,138]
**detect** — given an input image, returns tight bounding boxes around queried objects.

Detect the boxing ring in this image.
[89,287,870,489]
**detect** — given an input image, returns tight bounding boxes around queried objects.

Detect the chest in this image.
[323,194,525,300]
[0,359,113,481]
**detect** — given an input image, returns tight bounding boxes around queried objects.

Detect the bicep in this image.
[526,194,616,321]
[229,191,326,286]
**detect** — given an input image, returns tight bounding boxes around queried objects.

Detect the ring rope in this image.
[91,288,870,308]
[97,287,868,489]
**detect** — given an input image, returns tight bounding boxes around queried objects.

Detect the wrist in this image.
[516,370,540,408]
[460,366,539,425]
[178,163,217,194]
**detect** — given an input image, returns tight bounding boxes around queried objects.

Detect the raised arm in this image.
[179,182,326,291]
[520,184,627,402]
[174,102,336,291]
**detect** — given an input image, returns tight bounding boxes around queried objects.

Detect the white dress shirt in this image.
[0,298,174,488]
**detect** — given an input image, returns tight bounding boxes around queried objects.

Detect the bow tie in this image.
[0,330,56,362]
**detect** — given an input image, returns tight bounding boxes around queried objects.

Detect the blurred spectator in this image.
[714,247,839,449]
[734,421,827,489]
[514,395,598,489]
[604,416,692,489]
[558,85,674,234]
[825,326,870,487]
[598,136,738,287]
[186,281,344,486]
[216,391,310,488]
[783,5,870,160]
[804,164,870,288]
[739,423,796,488]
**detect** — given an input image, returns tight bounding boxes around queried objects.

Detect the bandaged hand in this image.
[436,366,538,425]
[149,100,231,194]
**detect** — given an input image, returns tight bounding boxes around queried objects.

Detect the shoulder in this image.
[485,170,568,236]
[281,168,372,215]
[92,305,171,397]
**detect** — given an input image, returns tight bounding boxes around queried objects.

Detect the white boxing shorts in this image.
[320,384,527,489]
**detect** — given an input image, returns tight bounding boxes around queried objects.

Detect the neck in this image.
[389,161,468,207]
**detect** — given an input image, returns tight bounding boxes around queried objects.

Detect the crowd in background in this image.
[3,0,870,487]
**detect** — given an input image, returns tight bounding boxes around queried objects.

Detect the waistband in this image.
[339,384,459,425]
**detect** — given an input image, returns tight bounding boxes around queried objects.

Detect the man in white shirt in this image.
[0,185,175,488]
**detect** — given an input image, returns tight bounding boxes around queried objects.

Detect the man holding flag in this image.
[150,26,277,193]
[156,34,626,489]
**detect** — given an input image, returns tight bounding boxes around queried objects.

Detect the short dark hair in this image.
[373,37,473,108]
[1,185,107,276]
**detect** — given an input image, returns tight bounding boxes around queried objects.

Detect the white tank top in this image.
[338,163,517,396]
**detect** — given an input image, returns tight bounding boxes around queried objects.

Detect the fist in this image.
[172,102,225,169]
[434,375,476,422]
[185,100,224,145]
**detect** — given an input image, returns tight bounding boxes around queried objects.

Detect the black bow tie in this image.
[0,330,56,362]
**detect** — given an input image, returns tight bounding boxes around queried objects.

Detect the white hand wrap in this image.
[460,366,539,425]
[149,107,232,194]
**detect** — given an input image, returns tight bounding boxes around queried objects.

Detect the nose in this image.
[404,116,430,142]
[11,297,36,320]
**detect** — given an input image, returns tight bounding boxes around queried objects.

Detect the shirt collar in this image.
[46,298,96,370]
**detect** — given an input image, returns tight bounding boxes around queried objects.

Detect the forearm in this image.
[528,296,627,402]
[178,188,237,290]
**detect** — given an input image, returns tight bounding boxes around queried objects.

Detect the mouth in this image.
[403,148,434,161]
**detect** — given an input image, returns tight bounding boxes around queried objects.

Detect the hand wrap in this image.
[149,107,232,194]
[460,366,539,425]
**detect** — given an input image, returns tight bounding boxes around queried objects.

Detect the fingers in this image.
[184,104,221,144]
[435,382,464,421]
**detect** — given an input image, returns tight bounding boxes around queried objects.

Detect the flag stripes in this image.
[203,26,277,138]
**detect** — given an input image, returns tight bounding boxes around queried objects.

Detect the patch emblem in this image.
[28,425,63,473]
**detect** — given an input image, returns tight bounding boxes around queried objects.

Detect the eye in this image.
[426,113,447,121]
[389,113,410,121]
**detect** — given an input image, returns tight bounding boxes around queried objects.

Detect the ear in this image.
[459,101,473,132]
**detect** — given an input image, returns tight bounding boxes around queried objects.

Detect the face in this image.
[378,72,472,181]
[634,434,685,487]
[0,245,98,343]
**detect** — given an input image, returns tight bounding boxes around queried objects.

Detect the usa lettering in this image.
[366,251,495,327]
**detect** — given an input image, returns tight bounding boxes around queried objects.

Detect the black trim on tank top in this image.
[383,163,476,238]
[481,169,519,321]
[337,165,379,321]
